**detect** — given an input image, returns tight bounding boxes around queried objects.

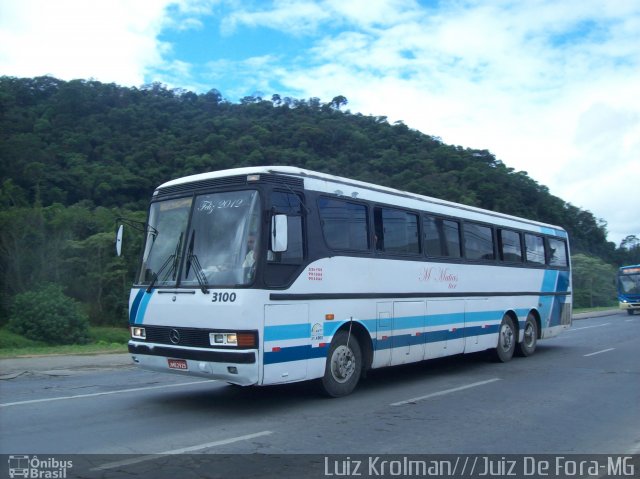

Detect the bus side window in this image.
[374,206,420,254]
[547,238,568,267]
[424,215,462,258]
[524,234,545,265]
[318,197,369,251]
[464,223,495,260]
[498,229,523,262]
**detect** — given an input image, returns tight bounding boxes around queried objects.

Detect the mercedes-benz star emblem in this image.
[169,329,180,344]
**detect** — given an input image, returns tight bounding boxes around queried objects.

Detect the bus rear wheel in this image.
[320,330,362,397]
[516,314,538,357]
[494,314,516,362]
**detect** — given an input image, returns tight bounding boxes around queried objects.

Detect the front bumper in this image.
[128,341,259,385]
[619,301,640,311]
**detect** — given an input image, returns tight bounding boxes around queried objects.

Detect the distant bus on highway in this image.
[617,265,640,315]
[120,166,572,396]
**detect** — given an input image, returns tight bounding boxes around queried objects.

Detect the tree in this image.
[330,95,348,110]
[617,235,640,266]
[572,254,617,308]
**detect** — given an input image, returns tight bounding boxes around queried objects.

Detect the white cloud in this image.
[249,0,640,243]
[560,103,640,241]
[221,0,331,36]
[201,54,288,99]
[0,0,174,86]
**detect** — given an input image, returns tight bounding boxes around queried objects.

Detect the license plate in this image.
[167,359,188,370]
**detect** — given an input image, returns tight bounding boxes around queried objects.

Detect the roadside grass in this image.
[0,326,129,358]
[573,305,618,314]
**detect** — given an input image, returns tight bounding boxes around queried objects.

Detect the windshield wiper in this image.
[185,232,209,294]
[146,232,183,293]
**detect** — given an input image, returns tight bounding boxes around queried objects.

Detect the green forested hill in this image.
[0,76,633,324]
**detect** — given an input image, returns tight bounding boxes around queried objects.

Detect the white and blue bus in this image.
[617,265,640,315]
[122,166,572,396]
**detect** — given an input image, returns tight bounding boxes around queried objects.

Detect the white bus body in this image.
[127,166,572,396]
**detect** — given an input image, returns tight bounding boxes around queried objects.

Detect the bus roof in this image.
[156,166,567,236]
[619,265,640,271]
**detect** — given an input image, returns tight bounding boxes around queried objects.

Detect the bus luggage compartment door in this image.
[374,302,393,368]
[426,299,465,359]
[391,301,426,365]
[263,304,309,384]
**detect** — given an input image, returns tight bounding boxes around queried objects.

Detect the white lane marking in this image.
[391,378,501,407]
[568,323,611,332]
[0,380,216,407]
[584,348,615,357]
[92,431,274,470]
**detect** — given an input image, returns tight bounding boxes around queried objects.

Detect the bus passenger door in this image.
[391,301,426,365]
[262,304,309,384]
[425,299,465,359]
[373,302,392,368]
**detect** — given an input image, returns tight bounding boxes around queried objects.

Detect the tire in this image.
[494,314,516,362]
[627,309,634,316]
[516,314,538,357]
[320,330,362,397]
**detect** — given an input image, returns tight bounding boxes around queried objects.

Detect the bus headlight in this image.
[210,333,236,345]
[131,327,146,339]
[210,332,256,347]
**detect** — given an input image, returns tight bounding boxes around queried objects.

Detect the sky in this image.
[1,0,638,246]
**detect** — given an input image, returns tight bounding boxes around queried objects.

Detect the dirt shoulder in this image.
[0,352,132,379]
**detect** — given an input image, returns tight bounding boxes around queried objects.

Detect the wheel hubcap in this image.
[331,345,355,383]
[500,323,514,351]
[524,322,535,347]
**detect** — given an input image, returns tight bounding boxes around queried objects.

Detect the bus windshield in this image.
[138,190,261,288]
[618,270,640,295]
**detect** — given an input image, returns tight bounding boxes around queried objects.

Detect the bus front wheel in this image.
[494,314,516,362]
[320,330,362,397]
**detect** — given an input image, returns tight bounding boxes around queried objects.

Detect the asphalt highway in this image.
[0,310,638,477]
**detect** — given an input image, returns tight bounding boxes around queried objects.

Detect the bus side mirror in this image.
[271,214,288,252]
[115,224,124,257]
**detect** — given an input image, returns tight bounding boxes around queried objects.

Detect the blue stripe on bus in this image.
[426,313,465,326]
[550,270,571,327]
[264,323,311,341]
[540,269,571,327]
[541,270,559,293]
[463,311,500,324]
[133,290,154,325]
[374,324,500,349]
[264,344,328,364]
[264,324,503,364]
[557,270,570,292]
[264,310,508,343]
[540,226,567,238]
[129,288,146,325]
